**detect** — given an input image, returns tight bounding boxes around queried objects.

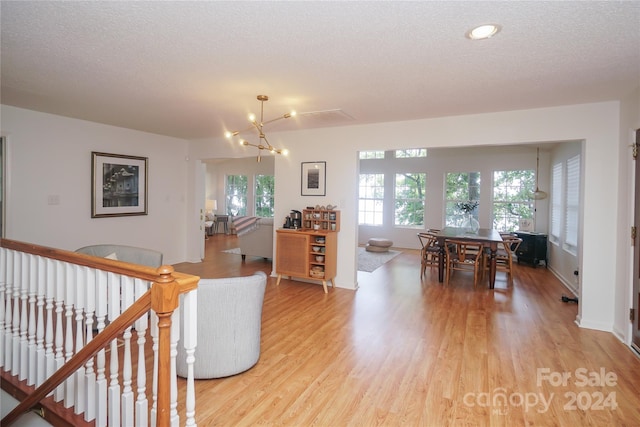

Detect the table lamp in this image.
[206,199,217,214]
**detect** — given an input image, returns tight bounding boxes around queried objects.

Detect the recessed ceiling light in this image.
[466,24,502,40]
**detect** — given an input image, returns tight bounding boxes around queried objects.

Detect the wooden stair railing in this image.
[2,290,152,426]
[0,239,200,426]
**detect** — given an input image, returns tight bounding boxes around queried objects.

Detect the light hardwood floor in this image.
[172,234,640,426]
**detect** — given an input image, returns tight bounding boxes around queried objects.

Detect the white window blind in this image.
[550,162,563,242]
[564,155,580,253]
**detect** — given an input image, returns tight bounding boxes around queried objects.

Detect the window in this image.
[492,170,534,232]
[395,148,427,158]
[255,174,275,217]
[225,175,247,216]
[550,162,563,242]
[359,151,385,159]
[549,154,580,253]
[445,172,481,226]
[394,173,425,227]
[564,154,580,254]
[358,174,384,225]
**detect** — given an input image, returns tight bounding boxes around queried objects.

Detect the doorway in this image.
[0,136,4,238]
[632,129,640,353]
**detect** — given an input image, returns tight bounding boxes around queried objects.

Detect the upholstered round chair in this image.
[176,271,267,379]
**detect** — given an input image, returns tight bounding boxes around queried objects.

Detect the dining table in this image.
[432,227,504,289]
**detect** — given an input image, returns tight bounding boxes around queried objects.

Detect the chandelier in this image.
[225,95,294,162]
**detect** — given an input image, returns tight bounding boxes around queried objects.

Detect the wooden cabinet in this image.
[276,229,337,293]
[301,209,340,232]
[514,231,548,267]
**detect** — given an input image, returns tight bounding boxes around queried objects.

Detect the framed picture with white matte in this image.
[301,161,326,196]
[91,152,148,218]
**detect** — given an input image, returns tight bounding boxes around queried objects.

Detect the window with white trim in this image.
[394,173,425,227]
[491,170,535,232]
[445,172,481,227]
[359,151,385,159]
[395,148,427,158]
[225,174,247,216]
[255,174,275,217]
[358,173,384,225]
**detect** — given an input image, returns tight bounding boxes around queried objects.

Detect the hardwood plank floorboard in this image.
[170,234,640,426]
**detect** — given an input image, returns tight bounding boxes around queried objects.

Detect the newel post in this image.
[151,266,180,427]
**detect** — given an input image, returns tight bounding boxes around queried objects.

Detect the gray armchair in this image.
[75,244,163,268]
[176,271,267,379]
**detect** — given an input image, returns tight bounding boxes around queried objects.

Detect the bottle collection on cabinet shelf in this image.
[301,208,340,232]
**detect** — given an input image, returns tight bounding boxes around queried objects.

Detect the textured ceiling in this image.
[1,1,639,140]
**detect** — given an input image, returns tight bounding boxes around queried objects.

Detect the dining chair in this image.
[417,232,440,277]
[444,239,484,288]
[484,235,522,285]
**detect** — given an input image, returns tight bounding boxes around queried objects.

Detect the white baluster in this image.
[3,250,14,371]
[84,267,97,422]
[12,251,22,377]
[183,289,198,427]
[170,308,180,427]
[121,276,134,426]
[54,260,65,402]
[134,279,149,427]
[36,256,47,387]
[107,272,121,427]
[63,263,75,408]
[150,310,159,427]
[73,264,86,414]
[44,258,55,393]
[0,247,6,370]
[27,254,38,385]
[19,253,29,381]
[108,339,121,427]
[95,269,108,427]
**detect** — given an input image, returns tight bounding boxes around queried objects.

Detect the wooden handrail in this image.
[1,238,199,288]
[1,291,152,426]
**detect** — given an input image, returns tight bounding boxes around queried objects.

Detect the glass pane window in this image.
[395,148,427,158]
[394,173,425,227]
[445,172,481,227]
[359,151,385,159]
[492,170,534,232]
[358,174,384,225]
[225,174,247,216]
[255,174,275,218]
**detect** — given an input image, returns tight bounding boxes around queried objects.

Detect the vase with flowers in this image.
[456,200,479,234]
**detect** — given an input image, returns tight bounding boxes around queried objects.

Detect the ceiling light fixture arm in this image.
[224,94,293,162]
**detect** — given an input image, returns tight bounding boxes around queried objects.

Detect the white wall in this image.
[1,105,191,264]
[190,101,625,334]
[614,86,640,343]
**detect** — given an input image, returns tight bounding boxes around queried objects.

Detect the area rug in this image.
[221,247,242,254]
[358,247,402,272]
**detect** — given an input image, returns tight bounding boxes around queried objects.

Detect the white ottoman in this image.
[366,238,393,253]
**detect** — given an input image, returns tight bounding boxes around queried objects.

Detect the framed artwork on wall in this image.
[92,152,148,218]
[301,161,326,196]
